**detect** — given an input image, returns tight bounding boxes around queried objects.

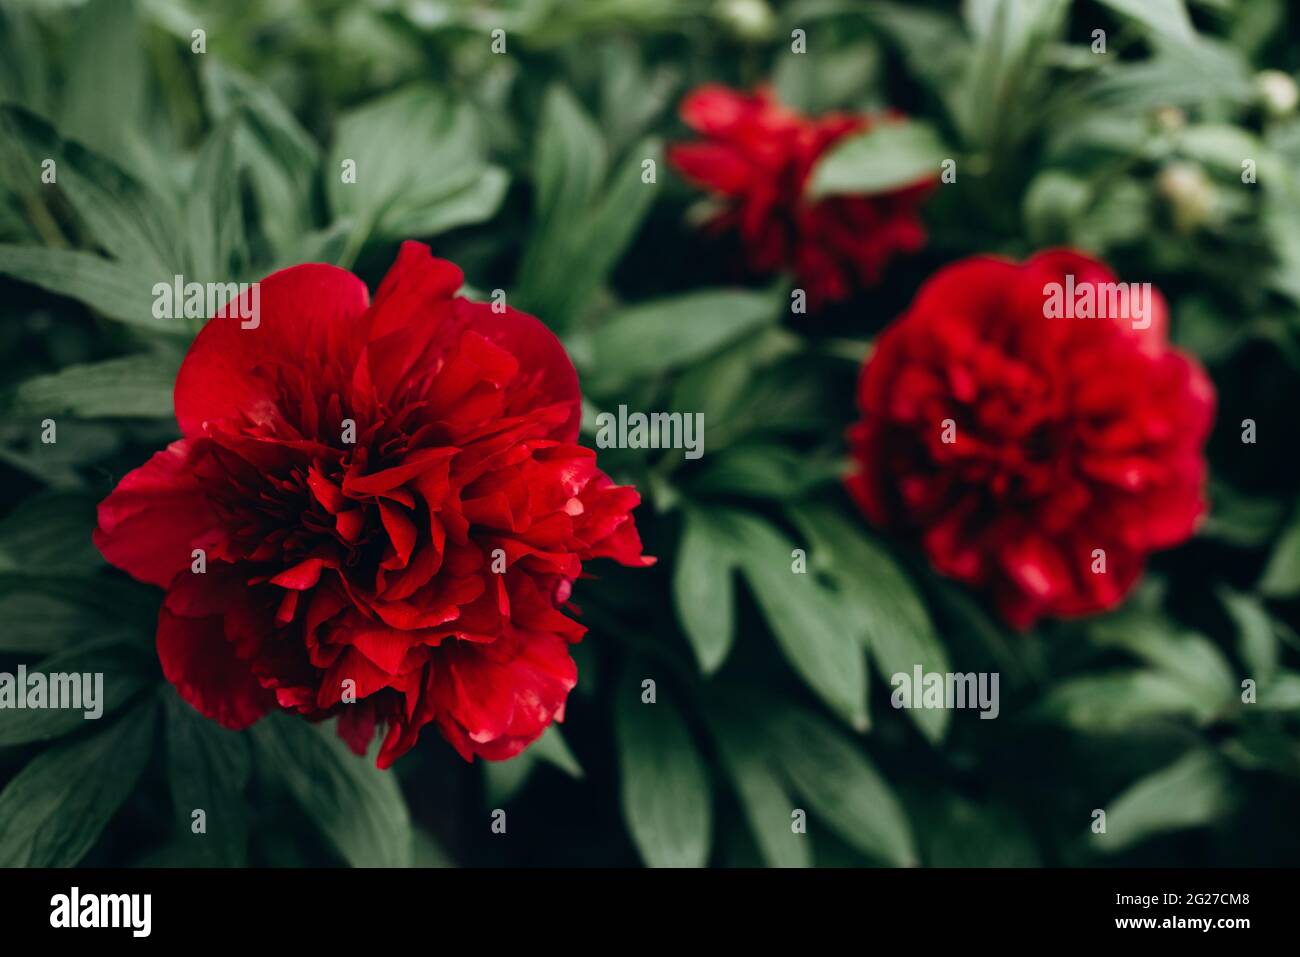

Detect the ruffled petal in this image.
[93,441,216,588]
[173,262,371,436]
[157,606,276,729]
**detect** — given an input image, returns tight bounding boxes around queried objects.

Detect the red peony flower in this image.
[667,84,931,310]
[846,249,1214,629]
[95,242,652,767]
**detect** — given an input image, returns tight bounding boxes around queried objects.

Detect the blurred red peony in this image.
[667,84,931,310]
[95,242,651,767]
[846,250,1214,629]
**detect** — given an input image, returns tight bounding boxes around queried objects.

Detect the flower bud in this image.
[1157,161,1214,231]
[1256,70,1299,117]
[716,0,776,42]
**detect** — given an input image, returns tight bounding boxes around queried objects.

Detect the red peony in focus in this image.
[94,242,652,767]
[846,249,1214,629]
[667,84,931,310]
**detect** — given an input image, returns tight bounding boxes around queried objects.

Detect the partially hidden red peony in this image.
[846,250,1215,630]
[667,84,932,310]
[95,242,652,767]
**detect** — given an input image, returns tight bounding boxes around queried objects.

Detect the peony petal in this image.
[157,606,276,729]
[365,240,464,342]
[453,297,581,441]
[174,262,371,437]
[93,440,217,588]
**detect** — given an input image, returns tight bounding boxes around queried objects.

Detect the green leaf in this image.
[1023,170,1092,244]
[0,244,173,332]
[688,443,843,500]
[727,511,868,731]
[326,85,503,250]
[1199,481,1286,547]
[200,61,319,257]
[164,688,251,867]
[774,38,881,115]
[1037,670,1217,733]
[673,508,736,673]
[1256,672,1300,712]
[1092,750,1235,853]
[411,827,455,867]
[668,330,788,430]
[185,121,247,282]
[1259,507,1300,597]
[0,105,182,278]
[528,85,608,244]
[552,137,661,324]
[0,2,49,113]
[530,724,584,778]
[0,697,157,867]
[60,0,148,168]
[13,353,179,419]
[516,86,659,326]
[483,752,538,806]
[1218,587,1277,683]
[383,166,509,240]
[1179,124,1268,176]
[860,2,969,127]
[708,703,811,868]
[616,673,712,867]
[250,713,412,867]
[764,705,916,866]
[809,120,945,197]
[914,794,1039,867]
[788,502,948,742]
[1083,37,1254,113]
[1095,0,1195,44]
[1090,620,1237,713]
[585,288,779,387]
[0,640,154,746]
[0,492,103,574]
[0,574,157,654]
